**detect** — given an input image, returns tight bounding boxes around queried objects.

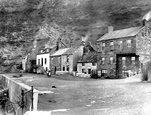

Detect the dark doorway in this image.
[54,66,57,74]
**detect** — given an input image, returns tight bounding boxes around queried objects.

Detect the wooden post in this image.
[21,90,24,115]
[31,86,34,111]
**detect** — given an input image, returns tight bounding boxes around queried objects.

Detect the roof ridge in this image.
[98,26,142,41]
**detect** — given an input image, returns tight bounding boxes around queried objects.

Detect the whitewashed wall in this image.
[36,53,50,70]
[77,63,97,74]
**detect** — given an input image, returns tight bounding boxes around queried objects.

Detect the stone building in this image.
[36,46,56,72]
[77,43,97,78]
[97,19,151,78]
[50,45,84,74]
[50,48,69,74]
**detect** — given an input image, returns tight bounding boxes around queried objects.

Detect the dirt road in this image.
[3,73,151,115]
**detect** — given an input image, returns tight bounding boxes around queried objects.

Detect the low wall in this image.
[56,71,78,76]
[1,75,39,115]
[77,73,91,78]
[56,71,69,75]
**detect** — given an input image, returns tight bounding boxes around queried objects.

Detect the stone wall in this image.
[97,36,137,78]
[1,75,38,115]
[50,56,61,74]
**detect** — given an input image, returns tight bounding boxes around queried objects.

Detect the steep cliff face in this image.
[0,0,151,59]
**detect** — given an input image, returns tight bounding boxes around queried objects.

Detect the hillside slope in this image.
[0,0,151,60]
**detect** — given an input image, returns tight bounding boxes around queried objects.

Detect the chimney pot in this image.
[108,26,113,33]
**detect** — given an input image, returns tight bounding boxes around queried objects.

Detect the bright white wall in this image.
[36,53,50,70]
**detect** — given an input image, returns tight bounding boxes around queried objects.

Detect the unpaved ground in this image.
[49,75,151,115]
[3,74,151,115]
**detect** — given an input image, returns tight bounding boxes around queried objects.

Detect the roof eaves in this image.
[100,35,136,41]
[135,26,145,35]
[97,33,108,42]
[62,46,79,55]
[98,26,143,42]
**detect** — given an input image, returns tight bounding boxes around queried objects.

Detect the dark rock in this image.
[52,86,56,88]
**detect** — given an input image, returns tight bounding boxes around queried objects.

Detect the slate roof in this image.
[63,46,80,55]
[51,48,69,57]
[37,45,56,55]
[143,10,151,21]
[97,26,142,41]
[78,51,97,63]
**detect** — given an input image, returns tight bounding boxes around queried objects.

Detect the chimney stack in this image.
[142,19,146,26]
[108,26,113,33]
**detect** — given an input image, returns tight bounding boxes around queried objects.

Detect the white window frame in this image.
[47,49,49,52]
[41,50,43,53]
[110,41,114,46]
[131,57,135,65]
[122,57,126,60]
[127,40,131,48]
[119,41,123,50]
[131,57,135,60]
[102,70,107,73]
[110,41,114,50]
[110,57,113,64]
[102,43,105,47]
[102,42,105,50]
[122,57,126,65]
[102,58,105,64]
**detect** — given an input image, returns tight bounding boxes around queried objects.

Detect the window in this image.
[110,57,113,64]
[82,63,85,66]
[51,58,53,63]
[122,57,126,65]
[58,57,60,62]
[47,49,49,52]
[88,69,91,74]
[46,67,48,71]
[67,65,69,71]
[92,63,96,66]
[38,59,40,65]
[82,69,85,73]
[127,40,131,48]
[102,70,107,73]
[67,56,69,62]
[102,42,105,50]
[119,41,123,50]
[41,50,43,53]
[63,66,65,71]
[45,58,47,64]
[131,57,135,65]
[41,58,43,66]
[110,41,114,50]
[102,58,105,64]
[142,32,145,37]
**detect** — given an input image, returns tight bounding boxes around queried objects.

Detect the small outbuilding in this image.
[77,43,97,78]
